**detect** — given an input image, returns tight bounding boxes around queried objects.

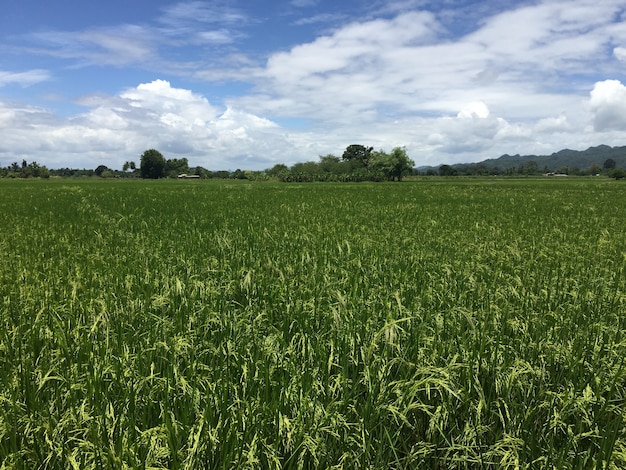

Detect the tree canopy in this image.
[370,147,415,181]
[267,145,415,182]
[140,149,166,179]
[342,144,373,168]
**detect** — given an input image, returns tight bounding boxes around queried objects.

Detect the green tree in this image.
[38,166,50,179]
[604,158,616,170]
[369,147,415,181]
[165,157,190,177]
[95,165,109,177]
[342,144,373,168]
[266,163,289,177]
[140,149,166,179]
[524,161,539,175]
[611,168,626,180]
[318,154,343,174]
[439,164,458,176]
[587,163,602,175]
[231,169,247,179]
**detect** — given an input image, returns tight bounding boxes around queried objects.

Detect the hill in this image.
[420,145,626,174]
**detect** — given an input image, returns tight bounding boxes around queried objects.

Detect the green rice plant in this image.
[0,178,624,468]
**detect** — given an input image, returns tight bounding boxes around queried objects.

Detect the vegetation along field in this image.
[1,178,625,469]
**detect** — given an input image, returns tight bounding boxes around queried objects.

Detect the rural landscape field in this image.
[1,178,625,469]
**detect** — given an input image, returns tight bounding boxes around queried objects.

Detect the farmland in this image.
[0,178,625,468]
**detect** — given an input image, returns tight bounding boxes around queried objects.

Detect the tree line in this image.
[435,158,626,179]
[0,160,51,179]
[265,145,415,182]
[3,146,625,180]
[138,145,416,182]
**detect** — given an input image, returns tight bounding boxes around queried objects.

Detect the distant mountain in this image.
[419,145,626,173]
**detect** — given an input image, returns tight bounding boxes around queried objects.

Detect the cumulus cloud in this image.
[120,79,219,124]
[244,0,625,130]
[457,101,490,119]
[614,47,626,62]
[588,80,626,131]
[265,11,439,84]
[435,108,504,154]
[535,115,571,133]
[0,80,307,170]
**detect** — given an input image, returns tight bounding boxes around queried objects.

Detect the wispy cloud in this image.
[0,69,51,87]
[292,13,348,26]
[14,2,249,69]
[27,25,157,67]
[291,0,320,7]
[159,1,248,27]
[157,1,249,45]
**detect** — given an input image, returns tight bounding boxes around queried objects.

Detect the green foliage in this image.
[611,168,626,180]
[140,149,166,179]
[272,146,414,182]
[165,157,190,178]
[94,164,109,176]
[438,164,458,176]
[342,144,373,168]
[370,147,415,181]
[123,161,137,173]
[318,154,341,173]
[0,160,51,178]
[0,179,625,468]
[420,145,626,176]
[266,163,289,177]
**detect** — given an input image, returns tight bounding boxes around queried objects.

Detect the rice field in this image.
[0,178,625,469]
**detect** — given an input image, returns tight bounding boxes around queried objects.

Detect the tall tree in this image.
[439,164,458,176]
[165,157,190,177]
[342,144,373,168]
[370,147,415,181]
[604,158,616,170]
[140,149,166,179]
[95,165,109,176]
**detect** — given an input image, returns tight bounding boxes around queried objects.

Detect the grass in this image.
[0,178,625,468]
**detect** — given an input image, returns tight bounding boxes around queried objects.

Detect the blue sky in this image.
[2,0,626,170]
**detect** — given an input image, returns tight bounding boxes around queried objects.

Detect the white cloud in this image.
[248,0,624,128]
[29,26,157,66]
[588,80,626,131]
[614,46,626,62]
[120,79,219,123]
[457,101,490,119]
[0,80,313,170]
[160,1,247,26]
[265,11,439,83]
[291,0,319,7]
[535,115,571,134]
[292,13,347,26]
[0,69,51,87]
[3,0,626,169]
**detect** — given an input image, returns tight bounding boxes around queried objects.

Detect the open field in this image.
[1,178,625,468]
